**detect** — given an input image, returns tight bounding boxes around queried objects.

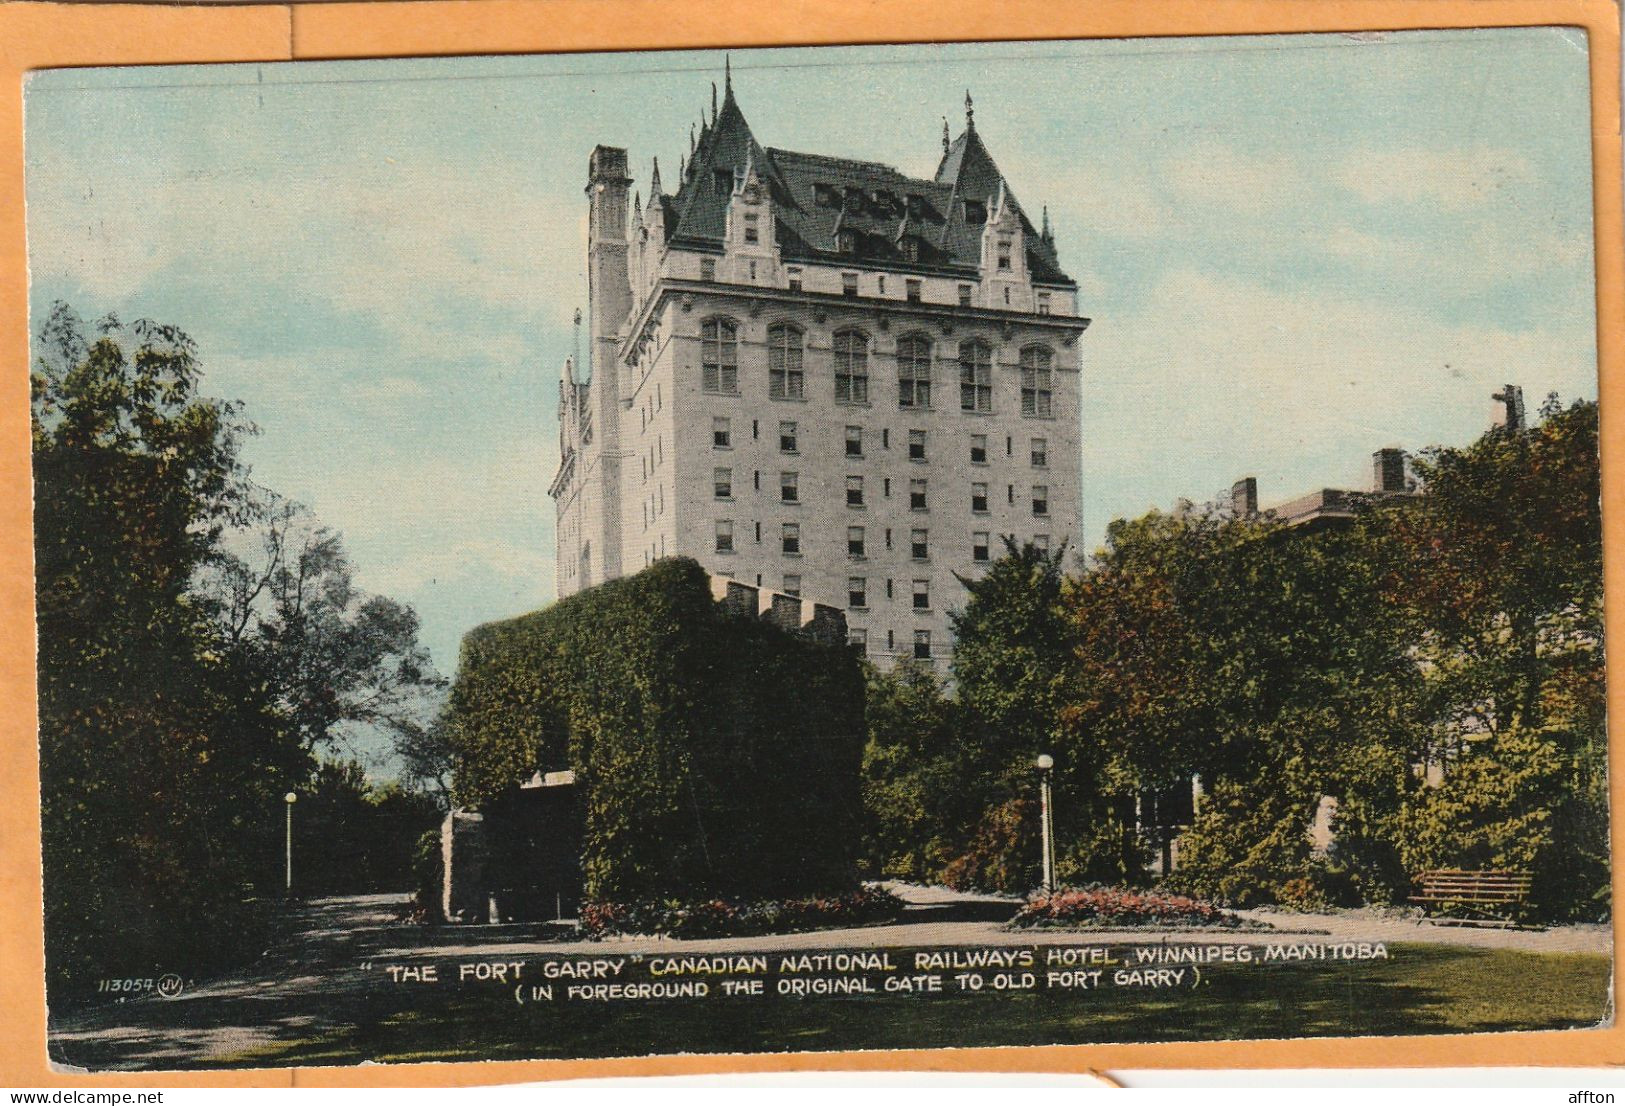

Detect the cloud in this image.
[1335,147,1539,210]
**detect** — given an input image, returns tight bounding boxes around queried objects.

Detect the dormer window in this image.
[744,214,760,244]
[715,167,733,194]
[963,199,986,224]
[815,183,839,208]
[838,230,859,256]
[997,236,1013,271]
[900,236,920,263]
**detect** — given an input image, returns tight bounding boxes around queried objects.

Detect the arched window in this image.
[767,323,805,399]
[1020,345,1054,417]
[959,339,992,413]
[897,335,932,409]
[701,318,738,393]
[833,330,869,405]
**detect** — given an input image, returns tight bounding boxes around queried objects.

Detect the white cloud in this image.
[1335,147,1539,210]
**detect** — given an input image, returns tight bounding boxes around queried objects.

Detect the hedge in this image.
[446,558,867,903]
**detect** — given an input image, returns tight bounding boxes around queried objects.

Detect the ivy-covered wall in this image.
[446,558,866,902]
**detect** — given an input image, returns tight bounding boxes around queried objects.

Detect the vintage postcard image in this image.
[24,30,1609,1071]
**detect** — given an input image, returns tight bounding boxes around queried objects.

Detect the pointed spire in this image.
[942,116,950,154]
[965,89,975,130]
[650,156,662,196]
[711,81,718,122]
[689,122,696,153]
[725,55,732,97]
[1041,204,1052,243]
[679,153,685,179]
[993,176,1007,215]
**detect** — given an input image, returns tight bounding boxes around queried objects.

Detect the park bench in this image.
[1408,868,1533,928]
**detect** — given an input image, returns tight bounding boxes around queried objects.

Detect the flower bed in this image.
[1008,886,1257,930]
[580,886,905,940]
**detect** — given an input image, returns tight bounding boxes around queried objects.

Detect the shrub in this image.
[409,827,444,923]
[1009,885,1250,930]
[579,886,903,939]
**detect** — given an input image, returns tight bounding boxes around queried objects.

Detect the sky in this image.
[24,30,1599,699]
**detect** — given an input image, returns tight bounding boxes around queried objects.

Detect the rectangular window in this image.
[972,482,989,513]
[1033,485,1049,516]
[914,630,932,660]
[877,275,887,295]
[846,475,865,507]
[910,478,928,511]
[787,268,803,292]
[973,531,991,562]
[1031,437,1048,468]
[848,577,867,609]
[782,522,801,555]
[971,434,988,464]
[842,272,859,297]
[997,236,1012,271]
[744,213,760,244]
[1033,534,1050,551]
[906,279,922,303]
[1037,293,1051,316]
[780,420,798,453]
[1021,350,1055,417]
[713,417,732,448]
[715,520,734,553]
[834,332,870,404]
[959,343,992,413]
[701,319,738,393]
[781,472,799,503]
[912,579,930,610]
[848,526,866,557]
[908,429,927,461]
[845,425,863,457]
[768,328,805,399]
[848,627,868,648]
[911,528,929,560]
[700,257,716,282]
[783,574,801,597]
[714,467,732,499]
[958,284,973,307]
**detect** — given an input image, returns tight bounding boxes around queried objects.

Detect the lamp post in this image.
[283,791,298,895]
[1035,754,1056,894]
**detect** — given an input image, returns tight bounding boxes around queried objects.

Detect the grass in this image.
[181,942,1612,1070]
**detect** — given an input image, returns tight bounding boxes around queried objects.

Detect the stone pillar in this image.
[441,810,488,924]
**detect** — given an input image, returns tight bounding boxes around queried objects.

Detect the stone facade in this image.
[551,75,1090,666]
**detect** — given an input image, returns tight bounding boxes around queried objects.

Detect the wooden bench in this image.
[1409,869,1533,928]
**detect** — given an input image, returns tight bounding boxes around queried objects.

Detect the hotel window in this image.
[700,257,717,282]
[701,318,738,393]
[848,577,867,609]
[845,425,863,457]
[834,330,870,404]
[848,627,868,648]
[908,429,927,462]
[877,275,886,296]
[1033,535,1050,551]
[912,579,930,610]
[781,472,799,503]
[779,420,798,453]
[1037,292,1051,316]
[897,334,932,408]
[783,574,801,598]
[958,339,992,412]
[970,434,988,464]
[768,324,805,399]
[744,213,760,244]
[997,235,1012,271]
[963,199,986,224]
[906,279,922,303]
[914,630,932,660]
[1031,437,1048,467]
[839,231,859,256]
[1020,346,1054,417]
[714,467,732,499]
[781,522,801,555]
[958,284,973,307]
[911,528,929,560]
[1033,485,1049,517]
[910,478,928,511]
[848,526,866,558]
[971,482,989,513]
[713,416,732,448]
[901,238,920,263]
[973,531,991,562]
[847,475,865,507]
[842,272,859,296]
[715,520,734,553]
[787,267,803,292]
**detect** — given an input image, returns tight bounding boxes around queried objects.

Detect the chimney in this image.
[1231,477,1258,518]
[1491,384,1525,431]
[1372,447,1407,494]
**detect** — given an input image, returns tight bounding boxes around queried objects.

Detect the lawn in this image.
[200,943,1611,1069]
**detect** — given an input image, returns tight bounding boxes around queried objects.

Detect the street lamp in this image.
[283,791,298,895]
[1035,754,1056,894]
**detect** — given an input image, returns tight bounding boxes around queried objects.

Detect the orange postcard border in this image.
[0,0,1620,1087]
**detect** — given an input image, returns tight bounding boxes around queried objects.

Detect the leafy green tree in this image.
[858,659,966,882]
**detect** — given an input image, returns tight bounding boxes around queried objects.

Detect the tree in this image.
[858,659,967,882]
